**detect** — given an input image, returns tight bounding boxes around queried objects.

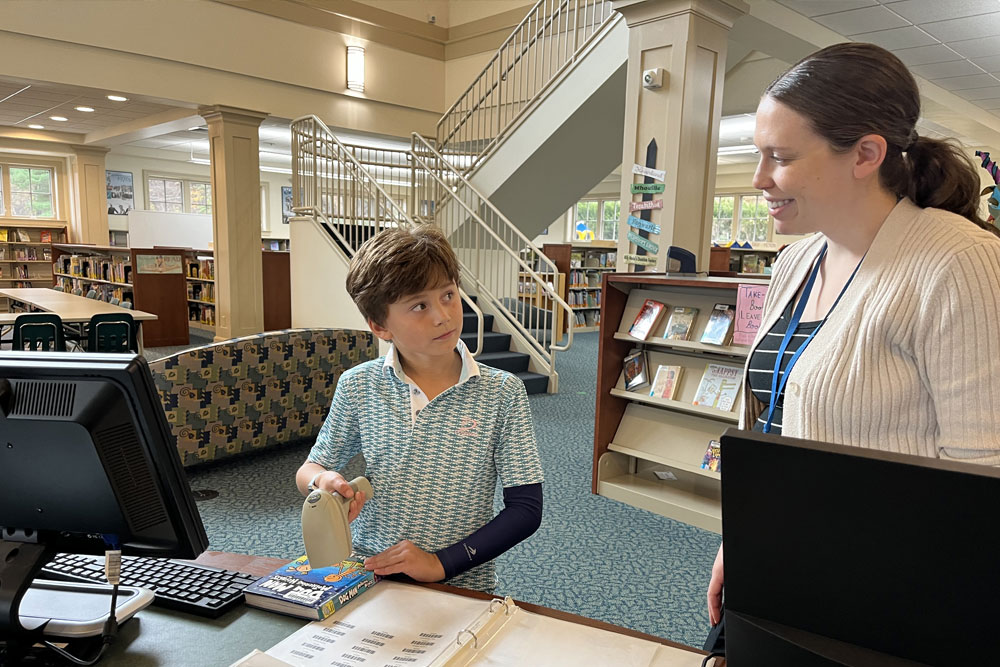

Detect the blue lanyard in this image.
[763,244,863,433]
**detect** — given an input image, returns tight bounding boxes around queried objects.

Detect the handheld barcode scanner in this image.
[301,477,374,568]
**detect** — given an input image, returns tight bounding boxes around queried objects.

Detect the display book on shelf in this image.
[715,240,781,276]
[0,225,66,303]
[184,249,217,333]
[568,242,616,331]
[592,273,768,533]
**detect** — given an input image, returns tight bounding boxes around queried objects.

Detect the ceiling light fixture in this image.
[49,116,68,122]
[75,106,94,113]
[106,95,128,102]
[27,124,44,130]
[717,144,759,156]
[347,46,365,93]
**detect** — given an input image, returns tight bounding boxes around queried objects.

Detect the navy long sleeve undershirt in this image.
[434,483,543,580]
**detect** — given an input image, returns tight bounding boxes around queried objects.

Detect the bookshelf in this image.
[569,242,616,332]
[592,273,768,533]
[262,238,290,251]
[52,244,190,346]
[0,224,67,308]
[712,242,781,277]
[184,250,217,334]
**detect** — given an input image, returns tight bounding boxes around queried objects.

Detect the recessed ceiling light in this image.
[49,116,68,122]
[75,106,94,112]
[106,95,128,102]
[28,124,44,130]
[188,126,202,131]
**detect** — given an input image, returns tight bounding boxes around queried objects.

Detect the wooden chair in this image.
[87,313,137,353]
[12,313,66,351]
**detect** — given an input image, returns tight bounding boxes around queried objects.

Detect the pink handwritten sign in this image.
[734,283,769,346]
[629,199,663,212]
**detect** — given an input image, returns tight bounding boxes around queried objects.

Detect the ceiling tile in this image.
[884,0,1000,24]
[972,54,1000,72]
[918,12,1000,43]
[814,6,909,34]
[948,36,1000,59]
[934,73,1000,90]
[910,59,984,79]
[851,26,938,50]
[973,97,1000,109]
[956,85,1000,99]
[892,44,964,66]
[774,0,877,17]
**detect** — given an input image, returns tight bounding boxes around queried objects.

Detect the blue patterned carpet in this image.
[184,332,721,648]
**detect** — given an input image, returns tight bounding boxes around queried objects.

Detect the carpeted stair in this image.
[461,297,549,394]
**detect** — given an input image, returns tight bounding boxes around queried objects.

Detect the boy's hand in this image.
[364,540,445,582]
[313,471,367,522]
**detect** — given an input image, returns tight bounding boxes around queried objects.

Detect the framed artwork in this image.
[135,254,183,275]
[281,186,294,224]
[106,170,134,215]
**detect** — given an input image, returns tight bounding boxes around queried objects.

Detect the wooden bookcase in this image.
[0,224,67,308]
[262,250,291,331]
[592,273,768,533]
[52,244,189,346]
[184,249,217,335]
[569,242,617,332]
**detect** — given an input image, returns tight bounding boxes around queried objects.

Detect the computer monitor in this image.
[0,352,208,641]
[720,428,1000,667]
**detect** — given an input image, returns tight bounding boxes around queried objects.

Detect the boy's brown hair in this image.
[346,225,461,326]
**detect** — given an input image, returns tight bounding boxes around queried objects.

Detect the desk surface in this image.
[95,552,716,667]
[0,287,157,322]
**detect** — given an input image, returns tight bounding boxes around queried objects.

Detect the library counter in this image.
[96,552,718,666]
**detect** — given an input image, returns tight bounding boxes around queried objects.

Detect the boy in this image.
[295,225,544,592]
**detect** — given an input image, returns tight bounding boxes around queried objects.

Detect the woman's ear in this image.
[853,134,888,180]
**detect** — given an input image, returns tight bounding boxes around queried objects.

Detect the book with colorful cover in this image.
[649,364,683,400]
[662,306,699,341]
[701,440,721,473]
[700,304,736,345]
[15,229,30,243]
[0,229,7,242]
[40,230,52,243]
[243,555,379,621]
[623,350,649,391]
[628,298,666,340]
[691,363,743,412]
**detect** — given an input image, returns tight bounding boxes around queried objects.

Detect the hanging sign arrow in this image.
[631,163,666,181]
[630,183,665,194]
[625,215,660,234]
[629,199,663,212]
[628,230,659,254]
[623,253,658,266]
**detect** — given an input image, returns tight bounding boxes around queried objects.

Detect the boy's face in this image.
[370,278,463,363]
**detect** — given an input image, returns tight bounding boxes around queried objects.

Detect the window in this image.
[711,193,772,245]
[9,167,54,218]
[148,177,184,213]
[189,182,212,215]
[572,198,620,242]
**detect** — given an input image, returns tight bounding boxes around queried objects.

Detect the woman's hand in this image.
[364,540,445,582]
[707,543,724,626]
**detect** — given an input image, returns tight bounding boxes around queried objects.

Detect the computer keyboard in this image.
[38,553,261,618]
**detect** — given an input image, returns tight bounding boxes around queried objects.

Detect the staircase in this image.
[462,297,549,395]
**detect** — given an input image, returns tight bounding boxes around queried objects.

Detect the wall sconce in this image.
[347,46,365,93]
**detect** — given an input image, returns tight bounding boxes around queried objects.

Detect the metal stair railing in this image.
[436,0,614,174]
[289,115,484,356]
[410,133,574,374]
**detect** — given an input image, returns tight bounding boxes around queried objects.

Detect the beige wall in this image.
[356,0,451,26]
[450,0,532,26]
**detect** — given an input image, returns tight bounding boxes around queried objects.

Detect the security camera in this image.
[642,68,664,89]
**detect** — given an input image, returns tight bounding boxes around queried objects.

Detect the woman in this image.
[706,42,1000,636]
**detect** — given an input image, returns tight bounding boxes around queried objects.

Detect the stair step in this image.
[461,295,478,313]
[462,312,494,334]
[476,351,529,374]
[461,331,511,354]
[516,371,549,395]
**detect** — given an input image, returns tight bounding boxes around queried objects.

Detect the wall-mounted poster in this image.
[281,186,294,224]
[106,170,134,215]
[135,254,183,274]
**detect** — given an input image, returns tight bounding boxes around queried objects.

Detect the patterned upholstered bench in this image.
[149,328,377,467]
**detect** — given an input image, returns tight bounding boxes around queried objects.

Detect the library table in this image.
[92,551,721,666]
[0,287,158,354]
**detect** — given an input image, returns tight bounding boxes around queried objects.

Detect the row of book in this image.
[189,303,216,326]
[1,247,49,261]
[188,259,215,280]
[628,299,736,346]
[188,282,215,303]
[568,270,601,288]
[0,229,52,243]
[573,309,599,327]
[56,255,132,285]
[567,290,600,308]
[624,353,743,413]
[54,277,132,301]
[570,251,616,269]
[10,264,33,280]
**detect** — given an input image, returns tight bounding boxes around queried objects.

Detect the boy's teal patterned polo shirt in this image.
[307,340,544,592]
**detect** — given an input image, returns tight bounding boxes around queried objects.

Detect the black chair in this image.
[87,313,137,353]
[12,313,66,351]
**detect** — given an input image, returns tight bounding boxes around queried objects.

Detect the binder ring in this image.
[489,597,513,616]
[457,628,478,649]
